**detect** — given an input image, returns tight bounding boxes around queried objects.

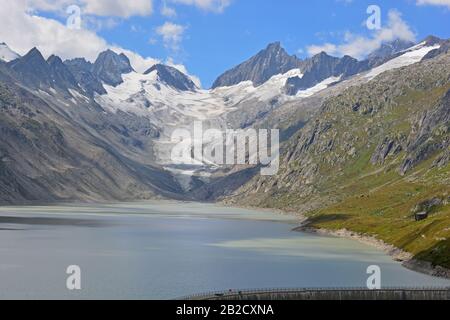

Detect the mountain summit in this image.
[144,64,197,91]
[92,49,134,86]
[7,47,54,88]
[212,42,302,88]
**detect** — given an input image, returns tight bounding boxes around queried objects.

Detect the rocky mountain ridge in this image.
[0,36,448,204]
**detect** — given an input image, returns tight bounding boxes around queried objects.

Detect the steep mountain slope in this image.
[92,49,134,86]
[144,64,197,91]
[0,81,182,203]
[225,51,450,271]
[285,52,367,95]
[212,42,303,88]
[368,39,416,60]
[0,38,448,210]
[0,49,184,204]
[64,58,107,96]
[39,40,448,195]
[47,55,79,92]
[7,48,55,89]
[212,38,441,98]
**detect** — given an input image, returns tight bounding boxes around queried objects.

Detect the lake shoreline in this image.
[294,224,450,281]
[226,203,450,280]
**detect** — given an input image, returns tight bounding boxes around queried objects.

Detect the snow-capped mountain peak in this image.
[212,41,303,88]
[144,64,198,92]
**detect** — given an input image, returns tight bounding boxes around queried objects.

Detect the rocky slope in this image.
[0,38,447,209]
[368,39,416,60]
[144,64,197,91]
[225,51,450,270]
[92,49,134,86]
[0,49,184,204]
[212,42,303,88]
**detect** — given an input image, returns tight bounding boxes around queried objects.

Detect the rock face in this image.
[423,39,450,60]
[64,58,107,96]
[285,37,444,96]
[401,88,450,174]
[285,52,368,95]
[7,48,54,89]
[212,42,303,88]
[368,39,415,60]
[47,55,79,91]
[144,64,197,91]
[0,67,183,204]
[0,47,188,204]
[92,49,134,86]
[371,136,404,165]
[412,198,443,221]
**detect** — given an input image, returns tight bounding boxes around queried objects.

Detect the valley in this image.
[0,35,449,277]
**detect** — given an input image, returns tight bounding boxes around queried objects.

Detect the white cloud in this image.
[416,0,450,8]
[0,1,160,73]
[112,47,160,73]
[307,43,338,56]
[170,0,231,13]
[28,0,233,16]
[26,0,73,12]
[27,0,154,18]
[156,22,186,52]
[84,0,153,18]
[307,10,416,59]
[161,2,177,18]
[0,1,204,82]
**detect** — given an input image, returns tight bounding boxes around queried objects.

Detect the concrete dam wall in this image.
[183,288,450,300]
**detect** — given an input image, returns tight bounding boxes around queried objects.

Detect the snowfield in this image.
[92,43,441,188]
[365,44,440,80]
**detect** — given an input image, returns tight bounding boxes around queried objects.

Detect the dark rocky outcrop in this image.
[92,49,134,87]
[285,52,369,95]
[212,42,303,88]
[7,48,54,89]
[423,38,450,61]
[144,64,197,91]
[368,39,415,60]
[412,198,443,221]
[371,136,404,165]
[64,58,107,96]
[400,89,450,174]
[47,55,79,91]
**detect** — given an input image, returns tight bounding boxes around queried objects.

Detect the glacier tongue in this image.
[94,51,430,191]
[94,69,305,191]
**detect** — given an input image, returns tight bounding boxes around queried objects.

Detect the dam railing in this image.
[178,287,450,300]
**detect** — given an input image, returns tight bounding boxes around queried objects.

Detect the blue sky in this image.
[1,0,449,87]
